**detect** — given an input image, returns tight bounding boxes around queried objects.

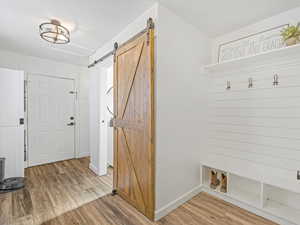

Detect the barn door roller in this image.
[88,18,154,68]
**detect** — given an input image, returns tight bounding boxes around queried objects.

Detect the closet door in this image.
[113,29,155,219]
[0,68,24,178]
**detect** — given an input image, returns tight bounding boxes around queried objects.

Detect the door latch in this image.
[19,118,24,125]
[67,122,75,126]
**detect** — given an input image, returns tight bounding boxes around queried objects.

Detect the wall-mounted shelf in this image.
[201,164,300,225]
[204,44,300,73]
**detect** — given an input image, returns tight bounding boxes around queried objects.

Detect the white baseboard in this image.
[154,185,202,221]
[89,163,99,175]
[77,152,90,158]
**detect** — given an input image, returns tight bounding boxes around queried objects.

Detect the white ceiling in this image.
[1,0,299,66]
[159,0,300,37]
[0,0,155,66]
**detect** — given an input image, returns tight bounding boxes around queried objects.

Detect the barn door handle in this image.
[112,119,117,128]
[109,118,114,127]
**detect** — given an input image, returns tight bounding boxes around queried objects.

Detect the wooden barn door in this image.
[113,25,155,219]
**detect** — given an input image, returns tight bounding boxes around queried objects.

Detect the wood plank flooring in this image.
[0,157,113,225]
[0,157,278,225]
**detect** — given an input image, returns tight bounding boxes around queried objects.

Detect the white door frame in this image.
[89,60,114,176]
[25,73,80,167]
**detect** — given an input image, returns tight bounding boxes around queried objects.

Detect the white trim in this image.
[89,163,99,175]
[154,185,202,221]
[77,152,90,158]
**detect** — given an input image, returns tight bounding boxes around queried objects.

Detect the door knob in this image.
[67,122,75,126]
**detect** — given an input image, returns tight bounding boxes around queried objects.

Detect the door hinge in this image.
[24,80,27,112]
[146,18,154,46]
[24,130,27,161]
[113,42,118,63]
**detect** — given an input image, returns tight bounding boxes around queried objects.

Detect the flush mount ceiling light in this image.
[39,19,70,44]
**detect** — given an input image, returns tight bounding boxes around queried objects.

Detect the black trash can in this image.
[0,158,5,183]
[0,157,25,193]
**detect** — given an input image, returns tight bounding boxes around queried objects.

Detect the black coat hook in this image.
[273,74,279,86]
[226,81,231,90]
[248,78,253,88]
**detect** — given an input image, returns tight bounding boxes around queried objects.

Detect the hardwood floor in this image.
[0,157,113,225]
[0,157,278,225]
[35,192,278,225]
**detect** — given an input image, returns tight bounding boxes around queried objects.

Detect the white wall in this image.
[90,4,158,63]
[0,49,90,159]
[211,7,300,63]
[78,68,90,158]
[154,4,211,219]
[88,3,158,175]
[89,66,103,174]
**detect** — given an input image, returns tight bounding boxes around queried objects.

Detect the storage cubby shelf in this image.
[229,189,261,209]
[202,166,228,195]
[264,200,300,224]
[201,164,300,225]
[204,44,300,73]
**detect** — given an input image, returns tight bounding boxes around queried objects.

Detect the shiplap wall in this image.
[205,55,300,193]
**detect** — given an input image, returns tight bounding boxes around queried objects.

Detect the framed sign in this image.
[218,24,289,63]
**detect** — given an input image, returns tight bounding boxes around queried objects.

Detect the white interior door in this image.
[28,75,75,167]
[0,68,24,178]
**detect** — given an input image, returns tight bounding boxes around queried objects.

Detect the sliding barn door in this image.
[113,29,155,219]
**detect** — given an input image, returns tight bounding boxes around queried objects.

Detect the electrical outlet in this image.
[297,171,300,180]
